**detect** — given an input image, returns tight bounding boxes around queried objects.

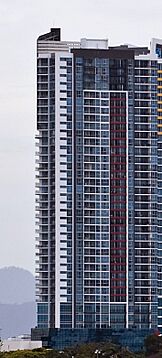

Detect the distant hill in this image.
[0,266,35,304]
[0,267,36,338]
[0,302,36,339]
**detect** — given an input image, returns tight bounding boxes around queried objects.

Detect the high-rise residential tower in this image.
[35,28,162,333]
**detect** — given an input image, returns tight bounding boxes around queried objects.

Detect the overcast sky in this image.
[0,0,162,274]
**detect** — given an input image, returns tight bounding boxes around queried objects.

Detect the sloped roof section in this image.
[38,28,61,41]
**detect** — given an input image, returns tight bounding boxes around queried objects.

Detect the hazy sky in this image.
[0,0,162,274]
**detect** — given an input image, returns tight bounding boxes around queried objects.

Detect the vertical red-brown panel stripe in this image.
[110,92,127,302]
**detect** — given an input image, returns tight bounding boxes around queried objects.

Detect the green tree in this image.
[144,334,162,356]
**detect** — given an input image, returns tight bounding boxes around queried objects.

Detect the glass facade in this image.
[157,60,162,329]
[32,327,154,353]
[36,56,55,328]
[134,59,158,328]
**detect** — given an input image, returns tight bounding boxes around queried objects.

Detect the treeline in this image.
[0,343,144,358]
[0,335,162,358]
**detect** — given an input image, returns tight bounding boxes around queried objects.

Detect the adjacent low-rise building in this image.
[1,335,42,352]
